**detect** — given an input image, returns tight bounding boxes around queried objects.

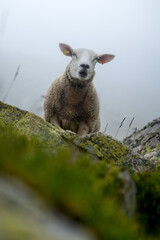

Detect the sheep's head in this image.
[59,43,115,81]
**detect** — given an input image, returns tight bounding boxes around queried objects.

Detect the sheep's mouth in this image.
[79,70,87,78]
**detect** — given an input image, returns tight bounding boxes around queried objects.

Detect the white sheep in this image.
[43,43,115,136]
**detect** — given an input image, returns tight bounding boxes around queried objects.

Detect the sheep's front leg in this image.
[50,115,61,128]
[77,122,89,137]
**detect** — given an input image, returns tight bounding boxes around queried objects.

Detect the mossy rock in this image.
[0,101,156,172]
[0,124,138,240]
[0,101,71,149]
[0,119,160,239]
[124,118,160,166]
[1,102,160,239]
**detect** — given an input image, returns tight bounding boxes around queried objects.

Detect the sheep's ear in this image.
[59,43,73,57]
[97,54,115,64]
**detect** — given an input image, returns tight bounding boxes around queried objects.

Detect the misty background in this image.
[0,0,159,140]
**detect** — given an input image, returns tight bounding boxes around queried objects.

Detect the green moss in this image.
[64,132,131,163]
[15,112,64,147]
[141,146,152,155]
[0,124,138,240]
[140,144,160,166]
[0,101,156,172]
[0,101,74,150]
[133,171,160,235]
[141,144,160,156]
[1,108,160,239]
[0,103,27,127]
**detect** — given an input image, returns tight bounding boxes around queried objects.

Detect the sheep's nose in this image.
[80,64,90,69]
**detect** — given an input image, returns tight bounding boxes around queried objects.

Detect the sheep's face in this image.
[59,43,115,81]
[70,48,98,81]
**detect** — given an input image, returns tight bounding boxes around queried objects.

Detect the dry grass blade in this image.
[126,117,135,138]
[3,65,20,102]
[133,127,138,140]
[104,123,108,132]
[115,117,126,138]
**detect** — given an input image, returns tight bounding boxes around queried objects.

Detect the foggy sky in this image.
[0,0,160,139]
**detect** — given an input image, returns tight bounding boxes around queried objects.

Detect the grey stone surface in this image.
[124,118,160,163]
[0,175,96,240]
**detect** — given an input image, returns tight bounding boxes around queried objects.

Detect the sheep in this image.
[43,43,115,136]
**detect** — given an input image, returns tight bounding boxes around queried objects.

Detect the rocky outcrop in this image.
[0,101,160,239]
[0,101,156,172]
[124,118,160,165]
[0,121,138,240]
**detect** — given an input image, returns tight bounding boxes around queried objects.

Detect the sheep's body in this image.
[44,63,100,136]
[44,43,114,136]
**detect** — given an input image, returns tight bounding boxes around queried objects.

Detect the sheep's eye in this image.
[92,57,98,62]
[72,52,77,58]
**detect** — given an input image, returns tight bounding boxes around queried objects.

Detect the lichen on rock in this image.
[0,101,72,150]
[124,118,160,166]
[1,101,160,239]
[0,101,156,172]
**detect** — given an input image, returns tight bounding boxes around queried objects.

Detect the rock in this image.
[123,118,160,165]
[0,175,96,240]
[1,101,160,239]
[61,131,156,172]
[119,171,136,217]
[0,101,156,172]
[0,101,71,149]
[0,127,138,240]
